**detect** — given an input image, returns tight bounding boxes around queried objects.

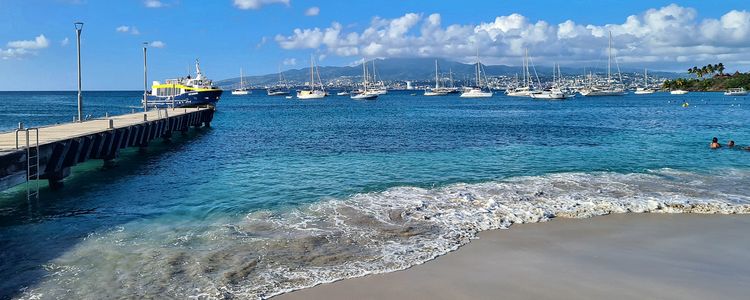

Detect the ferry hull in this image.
[145,90,223,108]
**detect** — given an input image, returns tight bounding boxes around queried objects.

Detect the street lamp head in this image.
[74,22,84,30]
[143,42,149,47]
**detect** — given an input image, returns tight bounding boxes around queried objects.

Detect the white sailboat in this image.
[579,31,626,97]
[296,55,326,99]
[724,87,748,96]
[634,68,655,94]
[370,60,387,95]
[460,50,493,98]
[231,68,251,95]
[531,64,567,100]
[506,49,537,97]
[424,59,449,96]
[351,58,378,100]
[670,89,688,95]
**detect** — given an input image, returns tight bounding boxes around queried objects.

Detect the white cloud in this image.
[305,6,320,16]
[275,5,750,69]
[149,40,166,48]
[115,25,140,35]
[233,0,289,10]
[144,0,164,8]
[61,37,70,46]
[1,34,49,59]
[282,58,297,65]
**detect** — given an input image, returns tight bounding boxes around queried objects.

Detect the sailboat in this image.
[634,68,655,94]
[506,48,537,97]
[460,50,493,98]
[370,60,388,95]
[296,55,326,99]
[424,59,449,96]
[231,68,251,95]
[579,31,626,97]
[351,59,379,100]
[446,68,460,93]
[530,63,566,100]
[267,66,290,96]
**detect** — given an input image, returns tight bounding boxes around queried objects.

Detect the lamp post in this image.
[143,42,148,112]
[74,22,84,122]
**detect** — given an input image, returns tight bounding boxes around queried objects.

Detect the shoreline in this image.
[276,213,750,300]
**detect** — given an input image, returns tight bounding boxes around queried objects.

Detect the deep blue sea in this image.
[1,90,749,299]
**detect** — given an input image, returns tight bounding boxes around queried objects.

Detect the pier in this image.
[0,107,215,193]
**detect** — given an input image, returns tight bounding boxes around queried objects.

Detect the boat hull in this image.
[144,89,222,108]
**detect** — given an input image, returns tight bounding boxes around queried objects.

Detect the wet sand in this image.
[276,213,750,299]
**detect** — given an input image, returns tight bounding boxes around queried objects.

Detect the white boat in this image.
[580,31,626,97]
[724,88,748,96]
[297,55,326,100]
[634,69,655,94]
[530,88,566,100]
[231,68,251,95]
[505,49,537,97]
[460,51,493,98]
[336,91,349,96]
[670,89,688,95]
[370,60,388,95]
[351,58,378,100]
[531,64,567,100]
[424,59,449,96]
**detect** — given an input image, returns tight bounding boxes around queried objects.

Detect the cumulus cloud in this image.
[149,40,166,48]
[282,58,297,65]
[144,0,164,8]
[233,0,289,10]
[61,37,70,46]
[274,4,750,69]
[305,6,320,16]
[1,34,50,59]
[115,25,140,35]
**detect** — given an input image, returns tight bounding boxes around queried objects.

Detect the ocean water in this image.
[1,90,749,299]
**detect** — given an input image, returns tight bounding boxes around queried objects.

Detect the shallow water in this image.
[1,91,749,299]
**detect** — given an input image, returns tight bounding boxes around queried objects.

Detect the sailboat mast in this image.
[475,49,481,87]
[240,68,244,89]
[310,54,315,91]
[363,59,368,92]
[644,68,648,87]
[607,31,612,85]
[435,60,439,89]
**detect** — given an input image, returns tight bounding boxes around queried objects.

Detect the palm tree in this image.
[718,63,725,75]
[707,64,715,76]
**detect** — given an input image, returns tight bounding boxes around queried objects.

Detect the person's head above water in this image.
[729,140,735,147]
[712,137,718,143]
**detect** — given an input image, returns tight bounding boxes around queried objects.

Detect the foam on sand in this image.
[18,169,750,299]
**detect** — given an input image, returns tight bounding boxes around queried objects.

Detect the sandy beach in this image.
[277,213,750,300]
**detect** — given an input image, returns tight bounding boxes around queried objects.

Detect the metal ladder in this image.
[15,127,40,200]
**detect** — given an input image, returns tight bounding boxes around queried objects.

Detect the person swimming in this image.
[710,137,721,149]
[728,140,735,148]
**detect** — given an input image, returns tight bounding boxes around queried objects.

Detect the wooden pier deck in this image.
[0,107,215,191]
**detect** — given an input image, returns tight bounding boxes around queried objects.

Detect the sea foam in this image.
[19,169,750,299]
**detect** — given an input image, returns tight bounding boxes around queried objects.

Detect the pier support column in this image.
[46,168,70,190]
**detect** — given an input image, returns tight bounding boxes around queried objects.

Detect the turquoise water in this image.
[1,91,749,299]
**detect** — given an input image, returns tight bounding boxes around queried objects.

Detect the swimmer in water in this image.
[710,137,721,149]
[728,140,735,148]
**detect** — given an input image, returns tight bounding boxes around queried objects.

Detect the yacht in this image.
[505,49,538,97]
[267,67,290,96]
[370,60,388,95]
[670,89,688,95]
[351,58,378,100]
[336,90,350,96]
[530,64,567,100]
[231,68,250,95]
[460,51,493,98]
[143,59,222,109]
[297,55,326,100]
[724,88,748,96]
[424,59,449,96]
[634,68,655,94]
[579,32,626,97]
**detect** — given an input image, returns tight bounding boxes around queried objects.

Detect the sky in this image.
[0,0,749,90]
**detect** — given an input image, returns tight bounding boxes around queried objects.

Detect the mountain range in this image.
[214,58,682,88]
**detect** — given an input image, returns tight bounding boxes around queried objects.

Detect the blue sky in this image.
[1,0,749,90]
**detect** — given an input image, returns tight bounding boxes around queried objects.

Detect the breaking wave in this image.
[19,169,750,299]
